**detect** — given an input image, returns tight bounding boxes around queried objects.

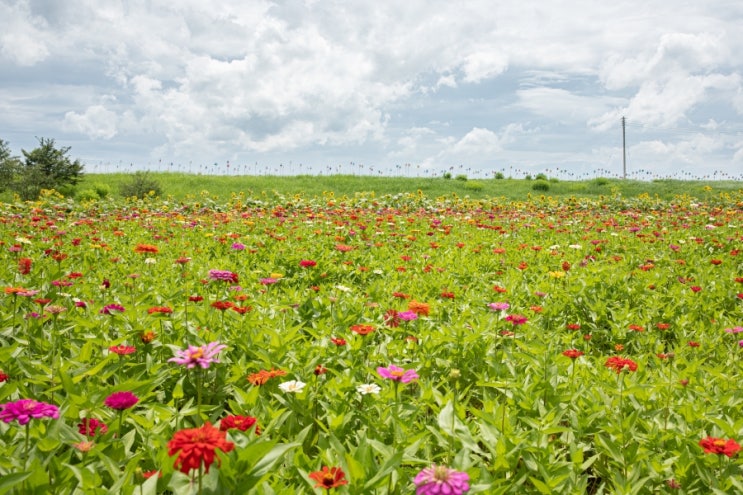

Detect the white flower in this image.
[568,244,582,250]
[278,380,306,393]
[144,257,157,264]
[335,284,352,292]
[357,383,381,395]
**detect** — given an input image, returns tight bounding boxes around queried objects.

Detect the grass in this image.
[72,173,743,202]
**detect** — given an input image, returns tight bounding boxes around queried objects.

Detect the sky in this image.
[1,0,743,180]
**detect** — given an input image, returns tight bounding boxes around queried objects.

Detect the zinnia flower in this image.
[247,368,287,386]
[104,391,139,410]
[357,383,381,395]
[208,270,239,283]
[169,342,227,369]
[308,466,348,490]
[699,436,741,457]
[562,349,584,359]
[109,345,136,355]
[278,380,306,393]
[350,324,375,335]
[604,356,638,374]
[168,422,235,474]
[299,259,317,268]
[99,304,125,315]
[505,314,528,325]
[377,365,419,383]
[78,418,108,437]
[0,399,59,425]
[147,306,173,315]
[414,465,470,495]
[408,300,430,316]
[488,302,510,311]
[397,310,418,321]
[219,414,260,434]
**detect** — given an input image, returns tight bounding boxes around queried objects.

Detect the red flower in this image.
[0,370,8,382]
[562,349,584,359]
[350,324,375,335]
[505,314,528,325]
[78,418,108,437]
[628,324,645,332]
[168,422,235,474]
[710,259,722,265]
[688,341,700,348]
[219,415,260,434]
[605,356,638,374]
[699,437,741,457]
[440,291,455,299]
[211,301,235,311]
[493,285,507,293]
[314,364,328,375]
[655,323,670,330]
[392,292,410,299]
[299,259,317,268]
[147,306,173,315]
[384,309,401,328]
[330,337,347,346]
[308,466,349,489]
[134,244,159,254]
[188,295,204,302]
[566,323,581,331]
[109,345,136,355]
[18,258,32,275]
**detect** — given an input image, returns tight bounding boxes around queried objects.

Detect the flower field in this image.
[0,189,742,494]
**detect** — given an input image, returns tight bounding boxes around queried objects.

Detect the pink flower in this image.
[208,270,239,283]
[99,304,125,315]
[414,465,470,495]
[104,391,139,410]
[487,302,510,311]
[0,399,59,425]
[259,277,279,285]
[169,342,227,369]
[505,314,528,325]
[397,310,418,321]
[377,365,419,383]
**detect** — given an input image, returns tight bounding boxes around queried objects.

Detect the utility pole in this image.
[621,116,627,179]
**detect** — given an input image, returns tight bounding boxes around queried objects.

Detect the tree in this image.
[1,138,85,200]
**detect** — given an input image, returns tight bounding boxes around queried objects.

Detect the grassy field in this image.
[74,173,743,202]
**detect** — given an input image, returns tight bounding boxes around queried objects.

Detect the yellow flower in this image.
[548,271,565,278]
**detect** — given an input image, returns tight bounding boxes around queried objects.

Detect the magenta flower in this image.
[208,270,239,283]
[230,242,246,251]
[169,342,227,369]
[99,304,125,315]
[0,399,59,425]
[377,365,419,383]
[487,302,510,311]
[104,391,139,410]
[259,277,279,285]
[505,314,528,325]
[397,310,418,321]
[414,465,470,495]
[725,326,743,334]
[78,417,108,437]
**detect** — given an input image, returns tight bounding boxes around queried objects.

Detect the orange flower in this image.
[134,244,159,254]
[308,466,348,489]
[350,324,375,335]
[699,437,741,457]
[408,300,430,316]
[247,368,287,386]
[167,422,234,474]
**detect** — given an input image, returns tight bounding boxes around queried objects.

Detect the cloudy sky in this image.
[2,0,743,179]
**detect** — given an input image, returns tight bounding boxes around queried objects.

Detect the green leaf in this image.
[0,471,32,495]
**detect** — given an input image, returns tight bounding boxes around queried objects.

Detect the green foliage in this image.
[442,172,452,179]
[532,179,550,191]
[119,171,163,199]
[535,173,548,180]
[455,174,468,181]
[593,177,610,186]
[0,137,84,200]
[494,172,505,179]
[463,180,484,191]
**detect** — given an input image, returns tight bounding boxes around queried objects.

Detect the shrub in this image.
[592,177,610,186]
[463,181,484,191]
[494,172,505,180]
[524,174,533,181]
[455,174,468,181]
[120,171,163,199]
[532,180,550,191]
[535,173,548,181]
[442,172,452,180]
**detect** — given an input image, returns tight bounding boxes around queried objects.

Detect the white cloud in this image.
[63,105,118,139]
[0,0,741,178]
